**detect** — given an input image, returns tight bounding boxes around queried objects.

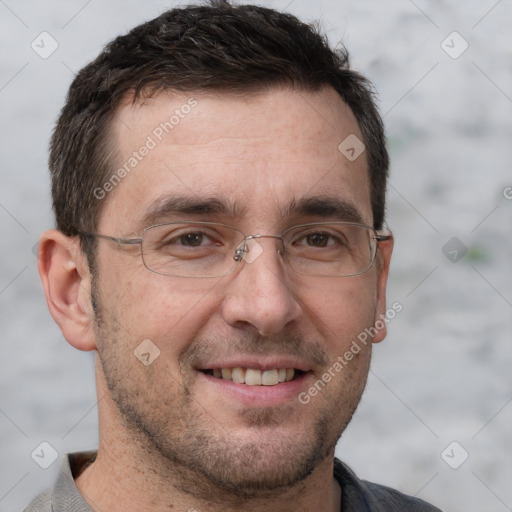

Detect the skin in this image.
[38,86,393,512]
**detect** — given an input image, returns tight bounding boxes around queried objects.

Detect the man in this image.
[26,1,442,510]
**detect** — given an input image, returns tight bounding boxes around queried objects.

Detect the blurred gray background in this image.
[1,1,511,510]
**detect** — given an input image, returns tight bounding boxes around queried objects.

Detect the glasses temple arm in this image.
[78,231,142,245]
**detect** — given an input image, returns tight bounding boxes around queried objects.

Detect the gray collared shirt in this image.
[24,453,94,512]
[24,452,442,511]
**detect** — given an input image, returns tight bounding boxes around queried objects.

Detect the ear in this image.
[38,229,97,351]
[372,233,394,344]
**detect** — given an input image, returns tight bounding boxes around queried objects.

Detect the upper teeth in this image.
[212,367,295,386]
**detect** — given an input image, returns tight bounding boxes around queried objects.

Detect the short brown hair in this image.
[50,0,389,265]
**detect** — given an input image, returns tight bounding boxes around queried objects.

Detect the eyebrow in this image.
[138,193,364,231]
[283,196,364,224]
[139,195,247,230]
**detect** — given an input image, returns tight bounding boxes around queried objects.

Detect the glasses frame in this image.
[78,221,392,278]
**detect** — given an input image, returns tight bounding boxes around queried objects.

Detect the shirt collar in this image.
[50,452,95,511]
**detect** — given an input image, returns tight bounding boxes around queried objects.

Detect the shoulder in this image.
[23,489,51,512]
[359,480,443,511]
[334,458,443,511]
[23,452,95,512]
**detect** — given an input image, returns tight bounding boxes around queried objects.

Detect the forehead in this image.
[101,86,372,232]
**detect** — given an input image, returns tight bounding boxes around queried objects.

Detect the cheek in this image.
[100,267,219,345]
[297,274,378,347]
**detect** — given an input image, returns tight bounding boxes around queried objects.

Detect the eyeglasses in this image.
[78,221,391,278]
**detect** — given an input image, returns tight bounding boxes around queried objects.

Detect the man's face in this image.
[91,87,391,497]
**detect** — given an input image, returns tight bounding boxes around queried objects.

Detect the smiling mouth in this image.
[201,367,306,386]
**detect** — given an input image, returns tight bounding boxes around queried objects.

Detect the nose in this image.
[220,236,302,336]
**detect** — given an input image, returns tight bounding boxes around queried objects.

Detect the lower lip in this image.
[197,371,312,407]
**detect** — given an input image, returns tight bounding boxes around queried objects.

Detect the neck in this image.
[76,446,341,512]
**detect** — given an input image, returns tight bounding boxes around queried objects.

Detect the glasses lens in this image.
[141,222,244,277]
[284,223,376,277]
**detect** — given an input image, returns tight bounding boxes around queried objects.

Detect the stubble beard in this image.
[91,278,371,503]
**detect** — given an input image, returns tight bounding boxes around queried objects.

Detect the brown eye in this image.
[179,232,204,246]
[305,233,331,247]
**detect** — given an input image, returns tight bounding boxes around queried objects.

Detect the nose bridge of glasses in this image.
[234,234,285,264]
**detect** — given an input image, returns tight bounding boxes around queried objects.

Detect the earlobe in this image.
[38,229,97,351]
[372,234,394,344]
